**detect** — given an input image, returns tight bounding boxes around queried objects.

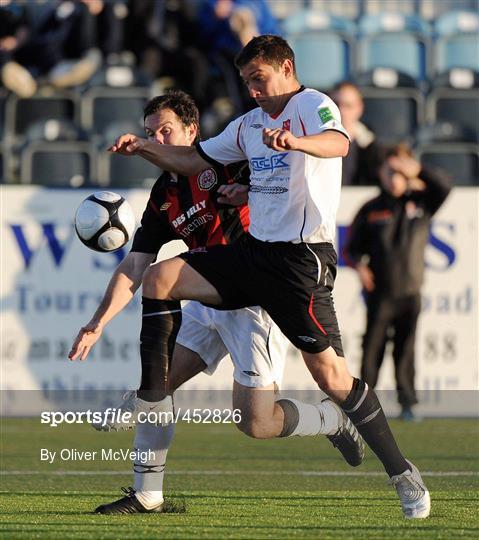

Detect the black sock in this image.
[341,378,410,477]
[138,297,182,402]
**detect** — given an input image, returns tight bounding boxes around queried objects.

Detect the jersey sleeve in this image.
[197,114,247,166]
[298,92,350,140]
[130,182,176,254]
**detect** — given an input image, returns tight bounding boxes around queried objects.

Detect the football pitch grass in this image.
[0,418,478,539]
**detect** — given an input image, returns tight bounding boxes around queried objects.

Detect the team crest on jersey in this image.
[282,119,291,131]
[198,169,217,191]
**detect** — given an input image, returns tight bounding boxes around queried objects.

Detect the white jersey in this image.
[198,87,349,244]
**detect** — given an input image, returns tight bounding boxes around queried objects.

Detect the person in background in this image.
[343,144,451,421]
[332,81,380,186]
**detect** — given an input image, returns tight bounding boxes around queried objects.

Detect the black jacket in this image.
[344,167,452,298]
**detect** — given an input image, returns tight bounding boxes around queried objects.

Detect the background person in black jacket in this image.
[344,144,452,421]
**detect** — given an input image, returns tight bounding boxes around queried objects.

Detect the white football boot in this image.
[390,460,431,519]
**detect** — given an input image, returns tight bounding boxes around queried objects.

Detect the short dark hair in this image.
[235,34,296,75]
[143,90,200,141]
[378,142,414,166]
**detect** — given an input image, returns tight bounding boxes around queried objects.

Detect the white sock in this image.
[280,398,341,437]
[135,489,164,509]
[133,421,175,507]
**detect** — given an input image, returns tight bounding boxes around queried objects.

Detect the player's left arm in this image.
[264,92,350,158]
[262,128,349,158]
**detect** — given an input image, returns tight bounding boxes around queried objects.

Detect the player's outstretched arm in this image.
[108,133,210,176]
[262,128,349,158]
[68,252,155,361]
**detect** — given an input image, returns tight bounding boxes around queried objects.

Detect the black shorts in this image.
[179,234,344,355]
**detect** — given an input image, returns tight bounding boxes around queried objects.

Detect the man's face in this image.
[379,161,408,197]
[334,85,363,128]
[240,58,294,115]
[144,108,197,146]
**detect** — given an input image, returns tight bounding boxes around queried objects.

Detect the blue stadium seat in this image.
[434,11,479,73]
[20,141,97,187]
[80,87,151,139]
[360,87,424,143]
[427,89,479,142]
[283,11,355,89]
[420,0,479,21]
[100,152,160,188]
[4,91,79,139]
[358,13,431,81]
[417,143,479,186]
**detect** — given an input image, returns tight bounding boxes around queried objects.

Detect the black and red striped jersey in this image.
[131,161,250,254]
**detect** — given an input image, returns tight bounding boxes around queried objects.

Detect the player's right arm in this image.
[68,251,155,361]
[108,134,209,176]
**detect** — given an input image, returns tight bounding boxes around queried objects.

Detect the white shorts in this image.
[175,302,290,388]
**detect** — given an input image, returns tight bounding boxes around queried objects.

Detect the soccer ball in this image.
[74,191,135,252]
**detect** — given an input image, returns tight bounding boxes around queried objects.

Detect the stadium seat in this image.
[420,0,479,21]
[433,68,479,90]
[283,11,355,89]
[20,141,97,187]
[4,91,79,139]
[99,152,160,188]
[360,87,424,143]
[308,0,361,20]
[416,143,479,185]
[358,13,431,81]
[434,11,479,73]
[80,87,151,139]
[427,88,479,142]
[416,122,475,145]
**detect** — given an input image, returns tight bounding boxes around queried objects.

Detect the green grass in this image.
[0,418,478,538]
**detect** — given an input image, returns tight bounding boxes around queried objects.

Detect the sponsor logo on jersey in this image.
[188,246,208,253]
[243,370,259,376]
[250,152,289,173]
[198,169,217,191]
[297,335,317,343]
[249,185,288,194]
[251,123,263,129]
[318,107,333,123]
[160,202,171,211]
[282,119,291,131]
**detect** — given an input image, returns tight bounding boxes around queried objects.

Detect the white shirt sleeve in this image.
[298,92,350,140]
[198,114,247,165]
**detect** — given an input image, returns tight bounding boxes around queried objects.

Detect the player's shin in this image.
[341,377,409,476]
[133,421,175,509]
[139,297,182,402]
[276,398,340,436]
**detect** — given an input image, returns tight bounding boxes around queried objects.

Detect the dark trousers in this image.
[361,294,421,408]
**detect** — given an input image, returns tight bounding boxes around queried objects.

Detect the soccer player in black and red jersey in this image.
[69,90,363,514]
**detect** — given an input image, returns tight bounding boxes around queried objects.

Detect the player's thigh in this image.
[301,348,353,398]
[175,301,229,379]
[232,380,277,426]
[143,256,222,303]
[212,306,289,388]
[168,343,208,393]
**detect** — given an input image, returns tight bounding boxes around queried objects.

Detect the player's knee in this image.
[142,264,170,299]
[236,416,270,439]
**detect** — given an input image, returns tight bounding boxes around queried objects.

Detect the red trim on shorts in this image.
[308,294,328,335]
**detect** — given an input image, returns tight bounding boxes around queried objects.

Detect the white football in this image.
[75,191,135,252]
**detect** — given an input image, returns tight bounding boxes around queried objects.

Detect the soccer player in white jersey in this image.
[70,91,364,515]
[109,35,431,519]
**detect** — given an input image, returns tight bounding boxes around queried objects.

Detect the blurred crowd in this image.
[0,0,477,187]
[0,0,278,120]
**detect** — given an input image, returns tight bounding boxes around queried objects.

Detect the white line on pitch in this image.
[0,470,477,477]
